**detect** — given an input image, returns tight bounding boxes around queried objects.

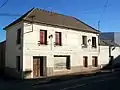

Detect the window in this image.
[40,30,47,45]
[83,56,88,67]
[17,28,21,44]
[66,56,70,69]
[92,56,98,67]
[55,32,62,46]
[54,56,70,70]
[16,56,20,72]
[82,36,87,48]
[92,37,97,48]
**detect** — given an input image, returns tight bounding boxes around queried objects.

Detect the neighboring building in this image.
[99,40,120,69]
[0,41,6,73]
[4,8,100,79]
[100,32,120,45]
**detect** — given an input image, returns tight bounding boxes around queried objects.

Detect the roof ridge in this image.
[36,8,72,18]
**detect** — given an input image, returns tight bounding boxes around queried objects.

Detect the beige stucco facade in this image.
[5,22,101,79]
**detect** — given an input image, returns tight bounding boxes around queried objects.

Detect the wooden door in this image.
[33,57,40,78]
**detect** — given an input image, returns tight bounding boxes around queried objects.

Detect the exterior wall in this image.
[111,47,120,65]
[23,22,99,78]
[99,45,120,68]
[99,46,109,66]
[0,41,6,73]
[5,22,23,78]
[100,32,120,67]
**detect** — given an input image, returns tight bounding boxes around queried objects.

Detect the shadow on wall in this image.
[101,55,120,70]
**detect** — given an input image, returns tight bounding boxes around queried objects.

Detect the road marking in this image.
[59,77,116,90]
[59,84,87,90]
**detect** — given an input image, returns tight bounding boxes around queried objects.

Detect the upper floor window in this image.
[55,32,62,46]
[82,36,87,48]
[92,37,97,48]
[17,28,21,44]
[40,30,47,45]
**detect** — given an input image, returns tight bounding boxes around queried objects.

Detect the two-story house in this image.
[4,8,100,79]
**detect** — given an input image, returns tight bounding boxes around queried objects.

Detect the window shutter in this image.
[92,57,98,67]
[92,37,97,48]
[40,31,43,44]
[40,30,47,45]
[66,56,70,69]
[16,56,20,72]
[55,32,62,45]
[17,29,21,44]
[55,32,59,45]
[60,32,62,46]
[45,31,47,45]
[83,56,88,67]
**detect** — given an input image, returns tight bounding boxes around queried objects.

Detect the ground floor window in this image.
[92,56,98,67]
[54,55,70,70]
[16,56,20,72]
[83,56,88,67]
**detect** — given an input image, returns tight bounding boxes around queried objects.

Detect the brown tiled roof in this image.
[100,40,120,47]
[4,8,99,33]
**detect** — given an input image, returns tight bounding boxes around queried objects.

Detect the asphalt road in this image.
[0,71,120,90]
[32,72,120,90]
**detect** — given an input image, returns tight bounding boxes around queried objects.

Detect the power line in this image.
[0,13,21,16]
[100,0,109,20]
[98,0,109,30]
[0,0,8,9]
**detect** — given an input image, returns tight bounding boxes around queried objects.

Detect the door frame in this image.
[33,56,47,78]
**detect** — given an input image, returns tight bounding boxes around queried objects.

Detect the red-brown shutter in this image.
[60,32,62,45]
[55,32,59,45]
[40,31,45,44]
[55,32,62,45]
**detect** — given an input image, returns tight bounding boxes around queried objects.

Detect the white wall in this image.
[99,46,109,65]
[99,46,120,67]
[23,22,99,72]
[111,47,120,64]
[5,22,23,69]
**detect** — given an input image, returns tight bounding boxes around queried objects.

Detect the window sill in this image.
[38,43,48,46]
[92,46,97,48]
[54,45,62,47]
[82,47,88,49]
[92,66,98,68]
[54,69,71,72]
[83,67,88,68]
[92,47,97,49]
